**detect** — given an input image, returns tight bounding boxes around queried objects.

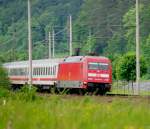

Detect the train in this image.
[3,56,112,94]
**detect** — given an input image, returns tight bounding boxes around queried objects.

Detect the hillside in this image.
[0,0,150,64]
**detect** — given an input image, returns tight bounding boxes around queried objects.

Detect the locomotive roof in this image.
[64,56,110,62]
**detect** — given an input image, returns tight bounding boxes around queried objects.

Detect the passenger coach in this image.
[3,59,62,89]
[3,56,112,93]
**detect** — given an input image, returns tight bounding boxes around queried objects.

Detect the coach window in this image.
[19,69,21,75]
[52,67,53,75]
[42,67,44,75]
[9,69,11,76]
[50,67,52,75]
[12,69,13,76]
[49,67,52,75]
[40,68,41,75]
[34,68,36,76]
[43,67,44,75]
[44,67,46,75]
[40,68,42,75]
[51,67,53,75]
[49,67,51,75]
[46,67,48,75]
[39,68,41,76]
[46,67,47,75]
[47,67,49,75]
[33,68,35,76]
[25,68,27,76]
[14,69,16,76]
[44,67,45,75]
[37,68,39,76]
[54,66,56,75]
[21,69,23,75]
[16,69,18,76]
[21,69,23,76]
[37,68,39,75]
[41,68,43,75]
[54,67,55,75]
[45,67,46,75]
[36,68,38,76]
[20,69,22,75]
[43,67,45,75]
[53,67,55,75]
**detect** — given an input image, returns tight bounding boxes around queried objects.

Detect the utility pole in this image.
[52,29,55,58]
[69,15,73,56]
[48,31,52,58]
[28,0,32,88]
[136,0,140,95]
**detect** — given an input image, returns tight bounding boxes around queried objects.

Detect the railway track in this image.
[37,91,150,98]
[37,92,150,105]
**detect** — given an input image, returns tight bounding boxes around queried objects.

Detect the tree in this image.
[81,36,96,55]
[115,52,147,82]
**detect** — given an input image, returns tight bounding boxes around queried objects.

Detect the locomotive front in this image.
[84,56,112,93]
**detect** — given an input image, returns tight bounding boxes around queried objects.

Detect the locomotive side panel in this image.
[57,62,84,88]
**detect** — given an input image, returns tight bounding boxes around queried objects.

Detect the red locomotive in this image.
[3,56,112,94]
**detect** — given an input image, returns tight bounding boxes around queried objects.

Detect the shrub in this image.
[115,52,147,81]
[0,88,10,98]
[18,85,38,101]
[0,66,10,89]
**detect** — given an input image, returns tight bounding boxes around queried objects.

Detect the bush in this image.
[18,85,38,101]
[0,88,10,98]
[0,66,10,89]
[115,52,147,81]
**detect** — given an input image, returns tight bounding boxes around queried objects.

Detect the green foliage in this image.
[115,52,147,81]
[81,36,96,54]
[104,33,127,57]
[0,66,10,89]
[0,0,83,61]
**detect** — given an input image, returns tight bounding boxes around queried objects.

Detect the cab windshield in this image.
[88,62,109,70]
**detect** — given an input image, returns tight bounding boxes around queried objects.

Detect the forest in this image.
[0,0,150,78]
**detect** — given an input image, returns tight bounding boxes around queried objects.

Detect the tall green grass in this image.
[0,95,150,129]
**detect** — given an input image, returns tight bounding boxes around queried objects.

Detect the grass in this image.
[0,93,150,129]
